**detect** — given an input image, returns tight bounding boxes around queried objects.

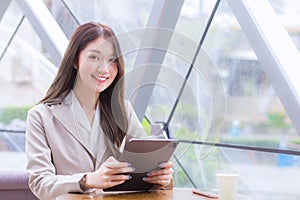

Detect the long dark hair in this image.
[40,22,127,147]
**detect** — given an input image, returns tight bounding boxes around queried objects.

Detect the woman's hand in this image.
[142,162,174,189]
[84,156,134,189]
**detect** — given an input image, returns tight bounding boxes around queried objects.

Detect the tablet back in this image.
[120,138,179,172]
[103,138,179,192]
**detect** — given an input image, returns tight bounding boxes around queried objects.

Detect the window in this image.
[0,0,299,199]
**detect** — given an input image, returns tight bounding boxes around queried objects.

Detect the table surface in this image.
[56,188,251,200]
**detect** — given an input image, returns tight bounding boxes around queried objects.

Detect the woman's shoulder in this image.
[27,103,51,116]
[28,93,70,114]
[28,103,47,112]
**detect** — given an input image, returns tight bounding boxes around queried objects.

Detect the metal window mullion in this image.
[0,0,11,22]
[165,0,221,128]
[180,139,300,156]
[130,0,184,121]
[61,0,80,26]
[0,15,25,61]
[15,0,68,66]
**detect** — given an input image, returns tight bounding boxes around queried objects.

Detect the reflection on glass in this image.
[175,0,217,41]
[169,0,300,199]
[202,0,298,150]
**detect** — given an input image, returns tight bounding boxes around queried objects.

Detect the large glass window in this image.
[0,0,54,170]
[140,0,300,199]
[0,0,299,199]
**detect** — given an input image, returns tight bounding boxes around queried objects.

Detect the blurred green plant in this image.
[141,118,151,135]
[293,139,300,145]
[267,113,289,129]
[221,138,280,148]
[0,106,32,124]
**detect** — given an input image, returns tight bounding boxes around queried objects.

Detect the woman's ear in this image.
[73,65,78,70]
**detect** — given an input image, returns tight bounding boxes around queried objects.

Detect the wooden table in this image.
[56,188,251,200]
[56,188,213,200]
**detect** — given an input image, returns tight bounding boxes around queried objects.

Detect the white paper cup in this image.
[216,173,239,200]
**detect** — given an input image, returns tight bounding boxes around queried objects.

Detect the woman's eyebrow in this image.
[88,49,115,57]
[88,49,102,54]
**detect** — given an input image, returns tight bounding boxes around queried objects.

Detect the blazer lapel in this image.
[50,93,94,157]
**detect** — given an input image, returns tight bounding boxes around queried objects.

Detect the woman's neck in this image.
[73,86,100,125]
[74,88,99,108]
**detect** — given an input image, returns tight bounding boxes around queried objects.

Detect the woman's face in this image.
[75,37,118,94]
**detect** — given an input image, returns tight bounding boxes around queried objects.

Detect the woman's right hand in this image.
[84,156,134,189]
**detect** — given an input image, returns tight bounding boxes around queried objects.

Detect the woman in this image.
[26,22,174,200]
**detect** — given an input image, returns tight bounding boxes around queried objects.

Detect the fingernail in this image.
[146,172,150,176]
[128,163,131,167]
[142,177,147,181]
[128,175,132,179]
[132,167,136,172]
[158,163,164,168]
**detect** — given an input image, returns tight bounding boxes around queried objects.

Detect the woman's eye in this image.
[109,58,117,63]
[89,55,99,60]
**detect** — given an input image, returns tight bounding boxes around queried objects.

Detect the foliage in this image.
[0,106,32,124]
[141,118,151,135]
[292,139,300,145]
[267,113,289,129]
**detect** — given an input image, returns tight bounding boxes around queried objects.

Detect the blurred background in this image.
[0,0,300,199]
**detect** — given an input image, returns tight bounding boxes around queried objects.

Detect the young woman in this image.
[26,22,174,200]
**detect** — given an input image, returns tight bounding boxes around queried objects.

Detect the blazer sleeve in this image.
[26,106,86,200]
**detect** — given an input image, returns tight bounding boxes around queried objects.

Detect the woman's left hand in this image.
[142,162,174,189]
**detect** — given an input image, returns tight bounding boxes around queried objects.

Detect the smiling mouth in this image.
[94,76,108,84]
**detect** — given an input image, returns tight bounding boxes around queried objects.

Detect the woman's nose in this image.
[97,62,110,72]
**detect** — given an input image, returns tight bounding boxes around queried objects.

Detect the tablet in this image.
[103,138,179,191]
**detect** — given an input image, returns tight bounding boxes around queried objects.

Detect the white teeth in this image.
[96,77,107,80]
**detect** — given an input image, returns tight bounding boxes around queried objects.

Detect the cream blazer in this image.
[26,92,146,200]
